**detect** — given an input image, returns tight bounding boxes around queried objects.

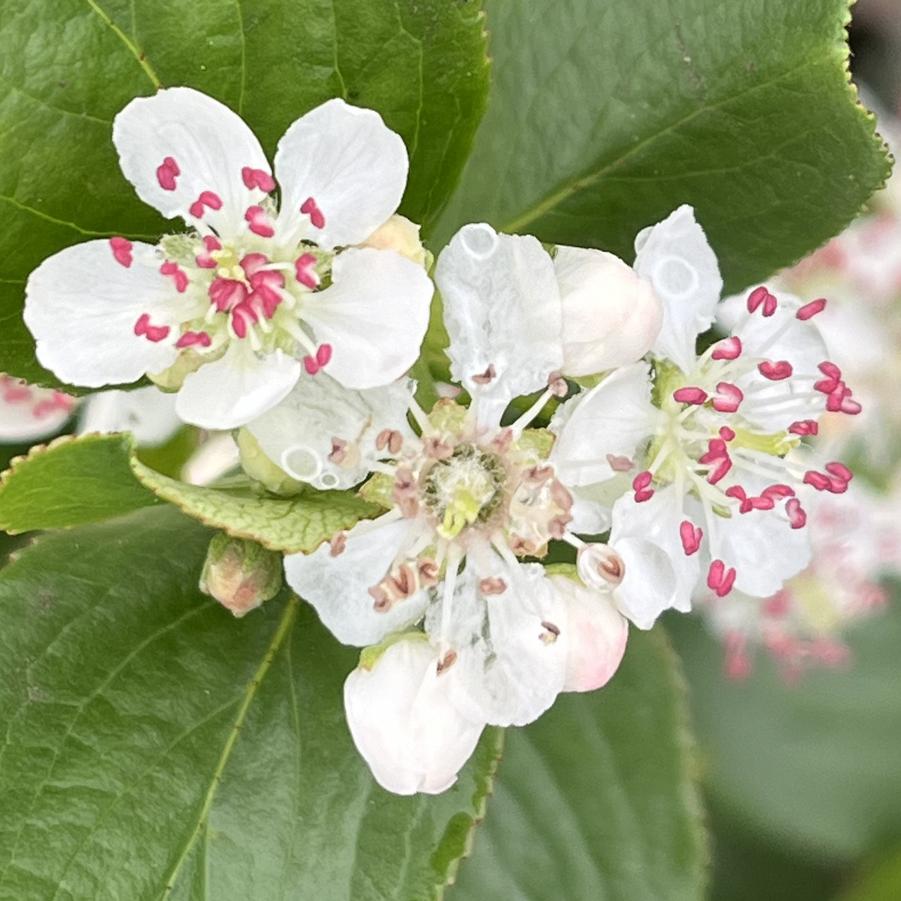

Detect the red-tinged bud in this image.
[199,533,282,617]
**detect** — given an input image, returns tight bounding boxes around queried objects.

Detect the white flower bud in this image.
[361,214,429,267]
[344,637,484,795]
[550,573,628,693]
[554,246,663,377]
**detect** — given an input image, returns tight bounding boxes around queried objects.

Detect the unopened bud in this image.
[199,533,282,617]
[549,573,628,693]
[554,246,663,377]
[346,637,484,795]
[360,214,430,267]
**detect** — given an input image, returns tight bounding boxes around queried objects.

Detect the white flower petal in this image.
[550,362,656,487]
[432,559,568,727]
[302,247,431,390]
[706,498,812,597]
[554,245,662,376]
[274,99,408,249]
[283,515,427,647]
[78,386,181,447]
[344,638,484,795]
[113,87,269,236]
[550,575,628,693]
[729,291,831,431]
[611,536,681,630]
[175,345,301,430]
[567,484,617,534]
[435,224,564,427]
[24,240,180,387]
[635,205,722,374]
[246,374,414,490]
[610,487,700,627]
[0,379,74,443]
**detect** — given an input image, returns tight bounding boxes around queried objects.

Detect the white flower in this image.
[552,206,862,627]
[344,636,485,795]
[282,224,630,774]
[0,376,74,443]
[24,88,432,430]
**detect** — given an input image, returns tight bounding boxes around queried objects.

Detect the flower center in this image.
[116,218,333,383]
[421,444,506,539]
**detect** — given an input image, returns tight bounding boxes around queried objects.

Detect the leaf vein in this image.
[158,597,299,899]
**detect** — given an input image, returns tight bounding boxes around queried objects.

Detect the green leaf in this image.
[839,846,901,901]
[0,0,489,385]
[668,587,901,863]
[448,628,708,901]
[0,434,159,533]
[131,459,380,553]
[0,432,379,551]
[0,506,503,900]
[434,0,890,292]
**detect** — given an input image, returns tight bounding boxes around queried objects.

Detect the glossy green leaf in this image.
[668,587,901,863]
[434,0,890,292]
[0,506,503,900]
[449,628,708,901]
[0,0,489,386]
[0,434,159,533]
[131,460,380,553]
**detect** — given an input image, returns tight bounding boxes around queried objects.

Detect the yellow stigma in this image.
[438,487,484,540]
[212,248,247,283]
[730,427,798,457]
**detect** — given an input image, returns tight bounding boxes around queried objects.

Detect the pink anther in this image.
[679,520,703,555]
[156,156,180,191]
[109,236,133,268]
[758,360,793,381]
[673,386,708,405]
[241,166,275,192]
[160,260,189,293]
[796,298,827,320]
[245,205,275,238]
[711,336,742,360]
[707,560,737,598]
[300,196,326,229]
[134,313,170,343]
[712,381,743,413]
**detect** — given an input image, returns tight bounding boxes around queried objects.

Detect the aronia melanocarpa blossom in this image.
[24,88,432,429]
[551,206,861,628]
[248,223,663,792]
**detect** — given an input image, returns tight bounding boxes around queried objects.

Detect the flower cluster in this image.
[18,88,859,795]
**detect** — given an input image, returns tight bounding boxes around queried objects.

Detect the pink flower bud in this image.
[199,533,282,617]
[550,574,628,693]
